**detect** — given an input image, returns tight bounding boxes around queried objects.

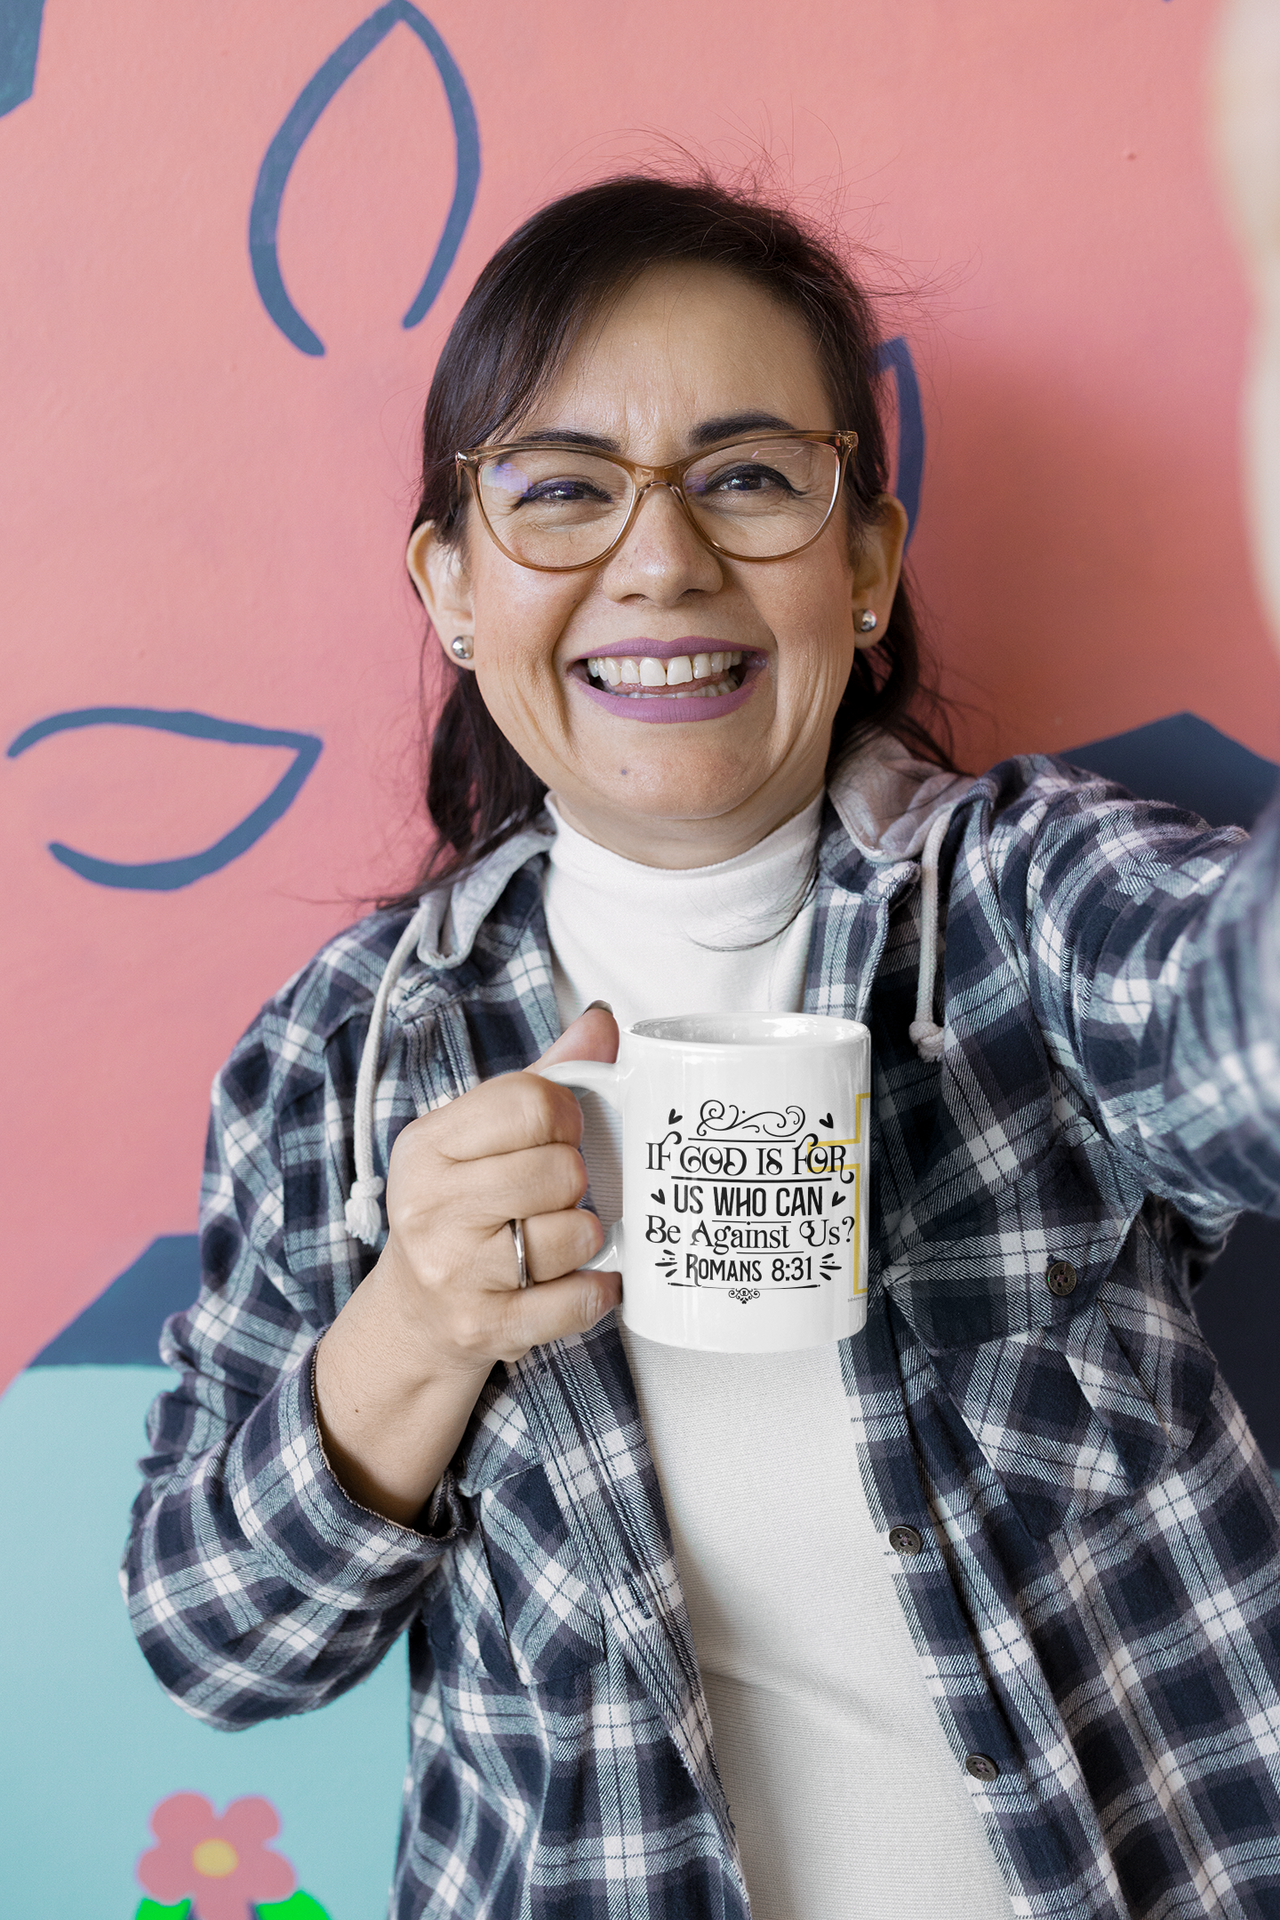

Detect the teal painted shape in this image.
[875,336,923,545]
[0,0,44,116]
[6,707,323,890]
[249,2,479,355]
[0,1368,405,1919]
[30,1236,200,1366]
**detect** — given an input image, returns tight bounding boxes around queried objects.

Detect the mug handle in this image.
[534,1060,625,1272]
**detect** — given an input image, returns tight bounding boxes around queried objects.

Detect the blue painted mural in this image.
[876,335,924,545]
[0,0,44,117]
[7,708,323,891]
[249,2,480,355]
[0,1362,407,1916]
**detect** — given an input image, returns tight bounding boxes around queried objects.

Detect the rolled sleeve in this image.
[126,1339,464,1730]
[229,1341,464,1592]
[123,993,470,1731]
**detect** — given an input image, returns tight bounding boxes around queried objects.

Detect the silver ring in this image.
[508,1218,529,1289]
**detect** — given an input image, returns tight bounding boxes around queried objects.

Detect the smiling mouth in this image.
[577,649,750,699]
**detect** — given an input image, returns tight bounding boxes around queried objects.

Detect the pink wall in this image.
[3,0,1273,1386]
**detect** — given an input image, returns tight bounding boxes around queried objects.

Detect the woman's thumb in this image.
[535,1000,619,1068]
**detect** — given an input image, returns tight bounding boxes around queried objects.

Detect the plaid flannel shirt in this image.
[125,752,1280,1919]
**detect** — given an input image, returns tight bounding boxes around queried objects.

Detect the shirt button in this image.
[888,1525,924,1556]
[1045,1259,1078,1298]
[965,1753,1000,1782]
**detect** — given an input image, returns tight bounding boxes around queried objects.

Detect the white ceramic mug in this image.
[538,1012,871,1353]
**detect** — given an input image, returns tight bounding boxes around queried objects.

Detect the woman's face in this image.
[409,262,907,866]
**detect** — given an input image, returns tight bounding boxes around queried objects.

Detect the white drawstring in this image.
[345,904,431,1246]
[908,807,954,1063]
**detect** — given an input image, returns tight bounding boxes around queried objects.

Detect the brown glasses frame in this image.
[455,429,860,573]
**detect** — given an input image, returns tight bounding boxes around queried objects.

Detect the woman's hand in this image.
[380,1005,622,1368]
[314,1005,621,1525]
[1215,0,1280,650]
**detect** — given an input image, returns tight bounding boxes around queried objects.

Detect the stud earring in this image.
[450,635,474,660]
[857,610,878,634]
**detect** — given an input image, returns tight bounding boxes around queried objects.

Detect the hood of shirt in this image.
[413,731,973,974]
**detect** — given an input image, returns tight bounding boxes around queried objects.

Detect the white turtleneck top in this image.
[543,795,1016,1920]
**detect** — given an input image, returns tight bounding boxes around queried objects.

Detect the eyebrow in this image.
[689,411,795,447]
[502,411,798,455]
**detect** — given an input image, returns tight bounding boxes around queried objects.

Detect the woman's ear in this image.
[406,522,476,669]
[851,494,909,649]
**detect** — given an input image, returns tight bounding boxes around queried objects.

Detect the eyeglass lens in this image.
[475,438,842,567]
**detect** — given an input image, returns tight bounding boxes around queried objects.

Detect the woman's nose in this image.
[600,482,723,602]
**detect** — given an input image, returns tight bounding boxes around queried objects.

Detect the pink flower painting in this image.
[137,1794,295,1920]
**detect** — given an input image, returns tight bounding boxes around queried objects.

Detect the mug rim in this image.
[627,1012,868,1049]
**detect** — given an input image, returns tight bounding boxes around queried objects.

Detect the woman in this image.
[126,116,1280,1920]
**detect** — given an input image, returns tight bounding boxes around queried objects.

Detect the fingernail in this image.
[585,999,613,1015]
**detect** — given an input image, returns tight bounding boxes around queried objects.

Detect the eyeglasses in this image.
[455,429,859,572]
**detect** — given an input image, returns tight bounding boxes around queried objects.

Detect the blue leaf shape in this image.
[875,335,925,546]
[6,707,323,891]
[249,1,480,356]
[0,0,45,117]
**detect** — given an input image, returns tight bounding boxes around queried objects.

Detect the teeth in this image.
[585,653,747,692]
[670,678,736,700]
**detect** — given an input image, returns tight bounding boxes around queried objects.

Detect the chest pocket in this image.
[918,1212,1217,1539]
[426,1464,606,1692]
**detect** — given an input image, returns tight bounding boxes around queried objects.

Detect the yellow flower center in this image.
[192,1839,239,1878]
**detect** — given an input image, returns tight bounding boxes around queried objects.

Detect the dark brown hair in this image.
[397,172,954,896]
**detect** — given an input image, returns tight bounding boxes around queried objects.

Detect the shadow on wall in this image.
[30,710,1280,1462]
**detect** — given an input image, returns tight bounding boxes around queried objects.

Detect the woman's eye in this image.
[520,477,612,506]
[700,462,796,495]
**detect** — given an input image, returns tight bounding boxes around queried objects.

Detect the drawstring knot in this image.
[345,903,431,1247]
[908,1017,946,1062]
[344,1176,386,1246]
[910,806,954,1063]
